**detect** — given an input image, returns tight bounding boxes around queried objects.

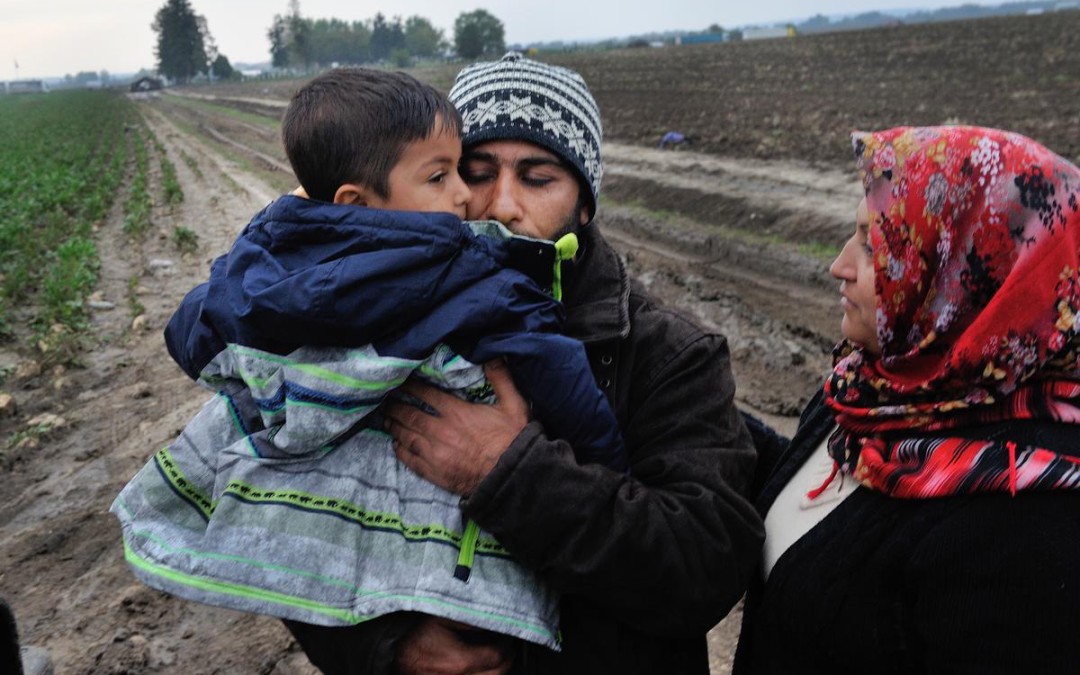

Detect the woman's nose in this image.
[830,240,855,280]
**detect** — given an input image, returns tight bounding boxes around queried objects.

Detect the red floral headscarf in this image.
[823,126,1080,498]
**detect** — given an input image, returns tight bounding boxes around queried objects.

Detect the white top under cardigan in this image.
[762,429,863,579]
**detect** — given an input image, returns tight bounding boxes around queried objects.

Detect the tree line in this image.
[153,0,507,84]
[268,2,506,69]
[153,0,237,83]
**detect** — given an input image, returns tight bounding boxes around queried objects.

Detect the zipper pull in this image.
[551,233,579,302]
[454,518,481,582]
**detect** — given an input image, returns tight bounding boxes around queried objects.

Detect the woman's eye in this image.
[428,172,446,184]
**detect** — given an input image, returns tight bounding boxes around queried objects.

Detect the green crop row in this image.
[122,124,153,236]
[149,130,183,207]
[0,91,134,362]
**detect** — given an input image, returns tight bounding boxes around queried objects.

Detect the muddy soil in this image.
[0,90,852,674]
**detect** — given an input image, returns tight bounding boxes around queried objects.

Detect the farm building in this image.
[677,33,726,45]
[743,26,797,40]
[4,80,50,95]
[130,76,164,93]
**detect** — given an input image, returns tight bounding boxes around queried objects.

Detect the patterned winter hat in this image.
[449,52,604,218]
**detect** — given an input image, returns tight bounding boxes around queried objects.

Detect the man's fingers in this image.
[484,360,524,408]
[392,439,430,479]
[398,378,456,411]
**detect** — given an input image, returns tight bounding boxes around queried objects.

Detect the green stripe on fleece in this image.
[123,537,367,623]
[154,447,213,520]
[282,398,379,415]
[226,344,411,390]
[221,479,509,555]
[121,536,556,641]
[152,446,509,557]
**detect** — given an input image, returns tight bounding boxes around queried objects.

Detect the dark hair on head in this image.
[281,68,463,202]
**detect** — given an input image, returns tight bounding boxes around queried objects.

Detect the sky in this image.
[2,0,1006,80]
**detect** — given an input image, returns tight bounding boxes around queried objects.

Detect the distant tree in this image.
[289,18,313,69]
[287,1,313,69]
[197,15,223,80]
[371,13,406,61]
[707,23,723,33]
[152,0,208,84]
[390,48,412,68]
[800,13,832,31]
[404,15,444,58]
[268,15,290,68]
[454,9,505,59]
[70,71,99,85]
[211,54,235,79]
[310,18,371,65]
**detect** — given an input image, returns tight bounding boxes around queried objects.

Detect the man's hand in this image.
[395,617,515,675]
[384,360,528,496]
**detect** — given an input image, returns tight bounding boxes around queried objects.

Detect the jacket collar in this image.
[562,225,631,344]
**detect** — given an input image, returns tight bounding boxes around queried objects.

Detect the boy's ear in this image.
[333,182,373,206]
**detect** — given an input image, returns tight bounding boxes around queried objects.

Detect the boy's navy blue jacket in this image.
[165,195,625,470]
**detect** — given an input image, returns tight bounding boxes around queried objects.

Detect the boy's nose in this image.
[454,175,471,207]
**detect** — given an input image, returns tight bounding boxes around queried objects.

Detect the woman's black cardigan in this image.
[734,388,1080,675]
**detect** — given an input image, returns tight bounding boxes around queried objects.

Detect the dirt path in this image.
[0,97,318,675]
[0,92,851,674]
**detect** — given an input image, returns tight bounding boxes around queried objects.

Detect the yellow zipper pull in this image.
[551,233,579,301]
[454,518,481,581]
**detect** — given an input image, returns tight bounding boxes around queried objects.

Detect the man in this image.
[288,53,764,675]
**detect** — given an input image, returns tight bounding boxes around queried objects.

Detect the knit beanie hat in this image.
[449,52,604,219]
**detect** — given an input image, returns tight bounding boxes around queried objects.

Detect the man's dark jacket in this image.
[290,224,764,674]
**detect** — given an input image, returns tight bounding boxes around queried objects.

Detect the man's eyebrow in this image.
[461,151,564,170]
[462,150,498,163]
[516,157,564,170]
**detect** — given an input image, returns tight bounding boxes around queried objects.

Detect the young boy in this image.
[111,69,624,651]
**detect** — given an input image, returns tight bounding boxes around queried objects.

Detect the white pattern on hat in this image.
[449,52,604,216]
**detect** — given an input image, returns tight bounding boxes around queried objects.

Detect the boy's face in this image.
[364,116,470,219]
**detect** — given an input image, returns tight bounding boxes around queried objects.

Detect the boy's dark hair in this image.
[282,68,463,203]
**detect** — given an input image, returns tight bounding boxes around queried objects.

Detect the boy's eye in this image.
[428,171,447,184]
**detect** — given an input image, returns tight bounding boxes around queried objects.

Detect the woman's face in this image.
[829,197,880,353]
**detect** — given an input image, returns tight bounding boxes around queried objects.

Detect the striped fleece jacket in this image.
[111,195,626,649]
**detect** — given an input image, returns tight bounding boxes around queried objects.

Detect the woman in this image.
[735,126,1080,674]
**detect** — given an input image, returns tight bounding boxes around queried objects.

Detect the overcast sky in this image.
[3,1,1005,79]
